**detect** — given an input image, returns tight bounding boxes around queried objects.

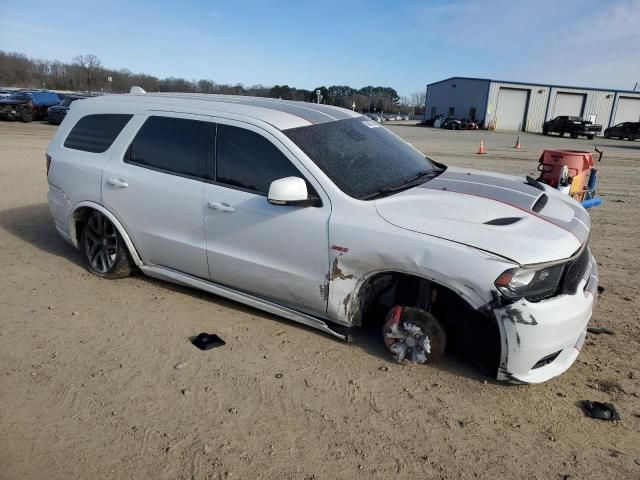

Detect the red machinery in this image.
[536,148,603,208]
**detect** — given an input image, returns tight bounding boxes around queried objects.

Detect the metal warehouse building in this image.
[425,77,640,132]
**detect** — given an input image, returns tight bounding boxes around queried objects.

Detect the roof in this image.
[426,76,640,95]
[77,92,361,130]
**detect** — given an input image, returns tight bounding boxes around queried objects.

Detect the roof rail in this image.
[130,86,146,94]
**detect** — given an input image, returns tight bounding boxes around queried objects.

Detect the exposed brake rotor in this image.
[382,305,446,364]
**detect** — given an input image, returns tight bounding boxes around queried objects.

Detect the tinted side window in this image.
[64,114,132,153]
[126,116,211,178]
[216,124,301,194]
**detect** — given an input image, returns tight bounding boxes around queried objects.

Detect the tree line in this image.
[0,51,426,114]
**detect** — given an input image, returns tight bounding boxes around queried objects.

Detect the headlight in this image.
[495,263,565,301]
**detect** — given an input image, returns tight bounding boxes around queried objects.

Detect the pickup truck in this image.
[542,116,602,139]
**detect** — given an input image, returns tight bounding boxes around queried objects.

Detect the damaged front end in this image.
[0,101,30,121]
[492,246,598,384]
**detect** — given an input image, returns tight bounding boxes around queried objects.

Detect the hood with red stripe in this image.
[374,166,589,265]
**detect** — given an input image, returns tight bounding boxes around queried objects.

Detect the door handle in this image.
[208,201,235,213]
[107,178,129,188]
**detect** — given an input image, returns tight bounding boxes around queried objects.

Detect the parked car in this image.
[0,90,61,122]
[364,113,382,123]
[46,90,598,384]
[603,121,639,141]
[542,116,602,139]
[47,95,87,124]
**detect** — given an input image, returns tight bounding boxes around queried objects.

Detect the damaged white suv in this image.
[46,90,598,384]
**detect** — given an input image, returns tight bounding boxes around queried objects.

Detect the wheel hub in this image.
[382,307,432,364]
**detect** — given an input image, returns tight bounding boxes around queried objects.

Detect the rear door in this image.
[102,114,213,279]
[203,121,331,315]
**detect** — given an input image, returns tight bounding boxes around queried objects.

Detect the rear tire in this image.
[81,210,134,279]
[587,134,594,140]
[628,134,636,141]
[542,128,549,135]
[604,130,611,139]
[558,131,565,137]
[570,131,578,139]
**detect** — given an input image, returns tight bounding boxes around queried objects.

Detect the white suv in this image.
[46,90,598,384]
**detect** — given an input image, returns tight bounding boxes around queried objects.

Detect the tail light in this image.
[46,154,51,176]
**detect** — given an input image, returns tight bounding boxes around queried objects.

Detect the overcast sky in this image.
[1,0,639,96]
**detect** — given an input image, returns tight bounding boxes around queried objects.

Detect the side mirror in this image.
[268,177,316,206]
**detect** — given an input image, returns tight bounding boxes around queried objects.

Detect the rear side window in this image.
[126,116,211,179]
[216,124,301,194]
[64,114,132,153]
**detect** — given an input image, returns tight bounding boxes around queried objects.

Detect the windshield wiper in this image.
[361,169,440,200]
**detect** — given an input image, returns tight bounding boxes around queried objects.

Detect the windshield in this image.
[60,97,81,106]
[7,93,30,101]
[283,117,441,199]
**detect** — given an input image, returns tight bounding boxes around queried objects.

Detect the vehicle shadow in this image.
[0,203,281,317]
[0,203,497,383]
[597,143,640,150]
[0,203,85,269]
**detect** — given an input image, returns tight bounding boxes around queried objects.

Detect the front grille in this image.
[561,245,590,294]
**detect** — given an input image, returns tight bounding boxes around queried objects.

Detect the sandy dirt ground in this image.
[1,121,639,480]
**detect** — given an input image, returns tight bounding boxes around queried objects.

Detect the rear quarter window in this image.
[125,116,211,179]
[64,114,133,153]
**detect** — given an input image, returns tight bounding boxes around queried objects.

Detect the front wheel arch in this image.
[69,202,143,266]
[351,271,502,374]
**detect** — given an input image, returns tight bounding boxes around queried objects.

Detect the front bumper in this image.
[494,251,598,384]
[0,108,20,120]
[47,111,66,124]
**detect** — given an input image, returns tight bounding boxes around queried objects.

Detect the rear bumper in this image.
[47,184,74,245]
[578,130,600,136]
[494,252,598,384]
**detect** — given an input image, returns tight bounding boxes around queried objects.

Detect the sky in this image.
[1,0,639,96]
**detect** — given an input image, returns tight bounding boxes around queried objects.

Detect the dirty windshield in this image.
[6,93,30,101]
[283,117,442,199]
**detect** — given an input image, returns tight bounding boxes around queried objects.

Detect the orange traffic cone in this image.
[514,136,521,149]
[477,140,486,154]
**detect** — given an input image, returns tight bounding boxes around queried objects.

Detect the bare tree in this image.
[72,54,103,94]
[410,90,427,115]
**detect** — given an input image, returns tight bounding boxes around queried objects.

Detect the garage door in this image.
[495,88,529,131]
[613,97,640,124]
[553,93,585,117]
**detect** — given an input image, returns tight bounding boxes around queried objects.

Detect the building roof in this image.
[77,92,360,130]
[426,76,640,95]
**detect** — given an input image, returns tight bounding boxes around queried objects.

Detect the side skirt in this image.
[140,265,350,342]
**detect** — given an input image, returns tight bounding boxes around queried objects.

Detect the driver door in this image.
[203,121,331,316]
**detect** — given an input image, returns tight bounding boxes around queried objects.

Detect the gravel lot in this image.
[1,120,639,479]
